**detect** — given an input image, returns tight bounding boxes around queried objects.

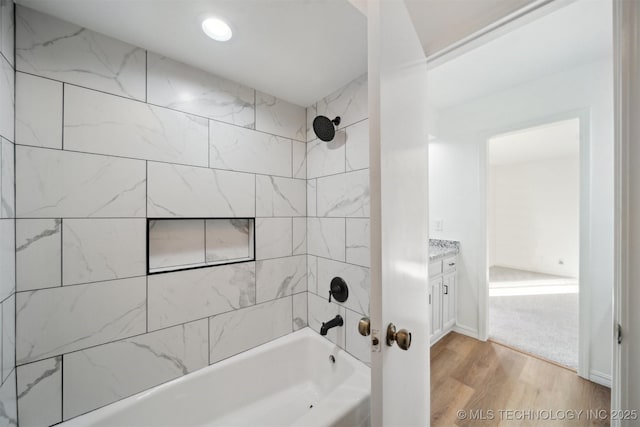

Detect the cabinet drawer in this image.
[443,256,457,273]
[429,260,442,277]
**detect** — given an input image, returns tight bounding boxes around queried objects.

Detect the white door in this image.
[368,0,430,425]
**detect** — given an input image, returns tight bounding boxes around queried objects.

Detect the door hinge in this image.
[617,323,623,345]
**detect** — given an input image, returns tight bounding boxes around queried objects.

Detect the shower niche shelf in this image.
[147,218,255,275]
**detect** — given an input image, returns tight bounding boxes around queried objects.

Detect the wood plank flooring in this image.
[431,332,611,426]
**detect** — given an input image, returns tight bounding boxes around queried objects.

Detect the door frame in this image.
[424,0,639,420]
[478,110,590,380]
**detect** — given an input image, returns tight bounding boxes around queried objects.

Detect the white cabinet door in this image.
[430,277,443,339]
[443,271,456,329]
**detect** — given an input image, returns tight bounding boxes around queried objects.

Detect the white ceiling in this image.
[489,118,580,166]
[405,0,535,56]
[16,0,367,107]
[427,0,612,110]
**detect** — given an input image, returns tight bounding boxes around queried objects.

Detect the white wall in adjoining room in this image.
[488,119,580,278]
[429,57,614,383]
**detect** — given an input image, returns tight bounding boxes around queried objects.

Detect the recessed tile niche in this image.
[148,218,255,274]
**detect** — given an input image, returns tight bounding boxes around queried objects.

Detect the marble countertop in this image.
[429,239,460,261]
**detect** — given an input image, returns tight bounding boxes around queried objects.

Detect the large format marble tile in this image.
[292,140,306,179]
[345,119,369,171]
[0,0,14,67]
[63,219,146,285]
[147,53,255,128]
[17,356,62,427]
[307,292,345,348]
[209,297,292,364]
[205,219,252,263]
[147,162,254,218]
[2,294,15,382]
[316,74,367,130]
[149,219,205,271]
[63,320,208,420]
[292,217,307,256]
[0,370,17,427]
[148,263,255,331]
[317,258,370,316]
[209,120,291,177]
[255,218,292,260]
[307,217,345,261]
[16,147,146,218]
[346,218,370,267]
[293,292,307,331]
[16,219,61,291]
[256,255,306,303]
[255,91,306,141]
[0,56,14,142]
[316,169,369,217]
[306,137,345,179]
[15,73,62,149]
[1,138,14,218]
[255,176,305,217]
[307,255,318,294]
[65,85,208,166]
[306,104,316,143]
[0,219,15,302]
[307,179,317,216]
[345,310,370,364]
[16,277,147,364]
[16,6,146,100]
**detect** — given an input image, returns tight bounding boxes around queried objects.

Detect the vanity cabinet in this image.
[428,255,457,345]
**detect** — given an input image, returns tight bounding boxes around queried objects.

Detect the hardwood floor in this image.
[431,332,611,426]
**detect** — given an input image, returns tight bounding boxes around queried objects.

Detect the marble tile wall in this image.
[12,6,309,425]
[305,74,371,365]
[0,0,17,424]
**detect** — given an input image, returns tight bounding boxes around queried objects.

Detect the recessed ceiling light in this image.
[202,17,233,42]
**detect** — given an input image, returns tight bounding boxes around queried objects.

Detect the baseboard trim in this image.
[589,370,612,388]
[453,324,480,340]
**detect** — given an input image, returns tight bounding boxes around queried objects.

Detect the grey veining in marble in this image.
[16,219,61,291]
[16,277,147,364]
[16,6,146,100]
[147,262,255,331]
[0,55,14,143]
[292,293,307,331]
[2,294,15,382]
[0,369,17,427]
[16,146,146,218]
[1,138,14,218]
[147,162,254,218]
[316,74,367,130]
[209,297,292,364]
[255,91,306,142]
[17,356,62,427]
[16,72,63,149]
[429,239,460,261]
[147,53,255,128]
[256,255,306,303]
[63,320,208,420]
[0,0,15,67]
[64,85,209,166]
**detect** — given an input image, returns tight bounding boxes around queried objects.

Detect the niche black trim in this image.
[146,217,256,275]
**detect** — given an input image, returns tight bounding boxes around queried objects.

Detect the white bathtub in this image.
[61,328,371,427]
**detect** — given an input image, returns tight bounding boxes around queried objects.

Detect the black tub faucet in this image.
[320,315,344,336]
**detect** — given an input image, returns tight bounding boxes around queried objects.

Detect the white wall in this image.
[429,58,614,382]
[490,155,580,277]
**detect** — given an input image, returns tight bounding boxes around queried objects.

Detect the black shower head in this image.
[313,115,341,142]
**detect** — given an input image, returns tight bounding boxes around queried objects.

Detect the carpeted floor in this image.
[489,266,579,369]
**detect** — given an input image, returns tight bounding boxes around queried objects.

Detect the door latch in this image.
[617,323,623,344]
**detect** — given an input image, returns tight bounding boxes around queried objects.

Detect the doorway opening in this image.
[487,117,580,369]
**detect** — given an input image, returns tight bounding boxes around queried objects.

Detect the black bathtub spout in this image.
[320,315,344,336]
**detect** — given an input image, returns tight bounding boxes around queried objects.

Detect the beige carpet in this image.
[489,266,578,369]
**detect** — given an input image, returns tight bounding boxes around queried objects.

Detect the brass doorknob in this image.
[386,323,412,350]
[358,317,371,336]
